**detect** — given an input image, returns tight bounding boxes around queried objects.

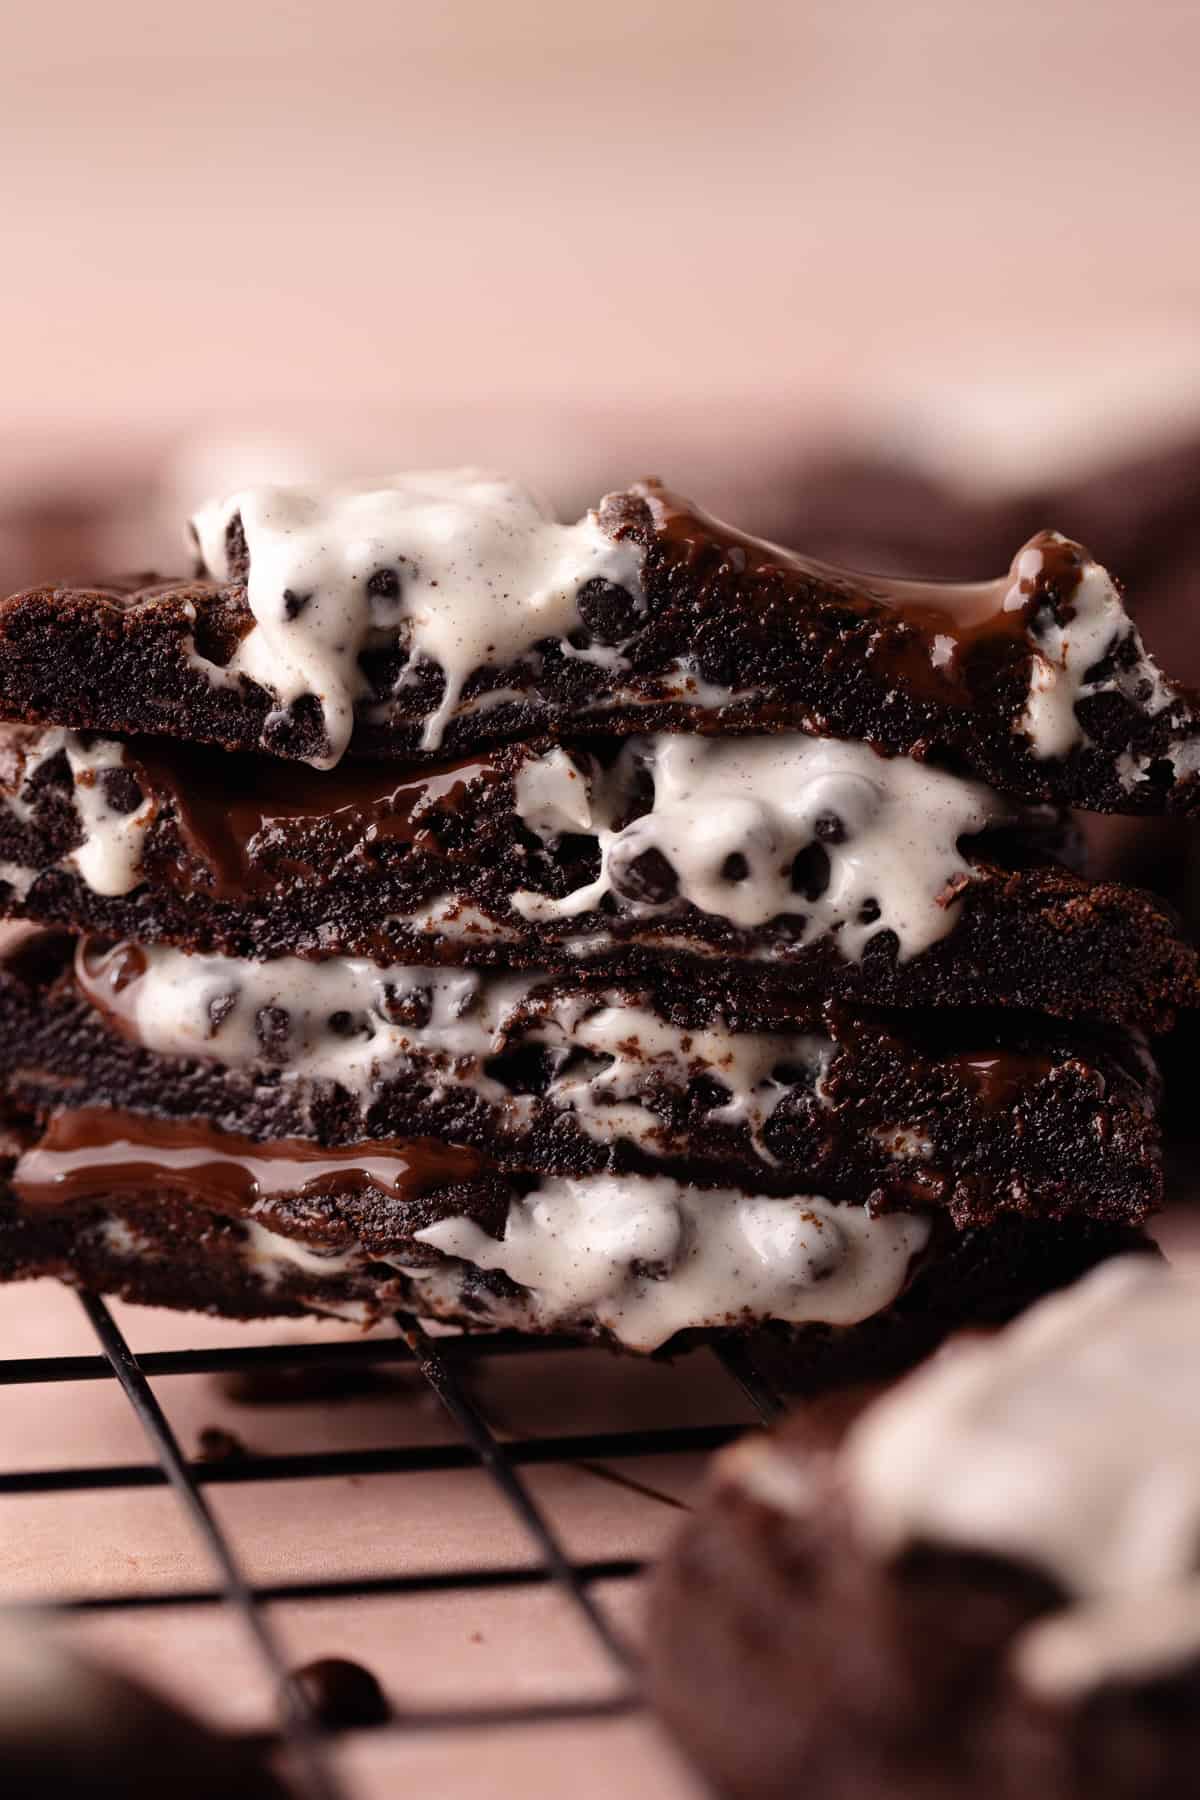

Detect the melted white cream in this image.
[8,730,155,896]
[122,947,523,1096]
[89,1179,924,1348]
[0,860,36,899]
[190,470,644,764]
[240,1217,361,1284]
[844,1258,1200,1695]
[513,734,1009,960]
[96,944,831,1156]
[512,745,594,836]
[1015,1580,1200,1702]
[1014,537,1174,760]
[415,1180,929,1352]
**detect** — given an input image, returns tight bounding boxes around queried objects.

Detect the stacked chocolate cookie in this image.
[0,472,1193,1360]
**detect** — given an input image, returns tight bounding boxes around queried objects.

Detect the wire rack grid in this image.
[0,1294,785,1799]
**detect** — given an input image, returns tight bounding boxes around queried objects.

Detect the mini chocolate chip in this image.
[559,1048,615,1082]
[99,943,147,994]
[377,984,432,1029]
[619,763,657,827]
[722,852,750,882]
[255,1004,292,1059]
[691,1073,732,1115]
[196,1425,247,1463]
[366,566,404,625]
[207,991,238,1036]
[770,1061,813,1087]
[1029,599,1060,640]
[366,567,401,601]
[609,842,679,905]
[630,1258,674,1283]
[283,588,313,619]
[98,766,144,816]
[483,1045,563,1096]
[291,1657,389,1730]
[328,1009,374,1040]
[575,578,643,645]
[813,811,847,844]
[858,898,882,923]
[791,843,831,901]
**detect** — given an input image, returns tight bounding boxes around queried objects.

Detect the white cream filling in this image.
[239,1216,362,1284]
[190,470,645,764]
[101,944,832,1156]
[843,1258,1200,1697]
[91,1178,926,1349]
[402,897,522,942]
[123,948,526,1097]
[1012,537,1175,761]
[1014,1580,1200,1703]
[414,1179,929,1353]
[5,730,155,897]
[512,734,1009,960]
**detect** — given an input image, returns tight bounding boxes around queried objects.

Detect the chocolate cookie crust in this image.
[650,1456,1200,1800]
[0,932,1163,1226]
[1,480,1197,811]
[0,730,1193,1027]
[0,1162,1150,1356]
[650,1259,1200,1799]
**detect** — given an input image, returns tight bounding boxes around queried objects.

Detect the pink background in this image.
[5,0,1200,523]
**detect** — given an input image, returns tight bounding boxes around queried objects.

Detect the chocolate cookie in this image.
[649,1257,1200,1799]
[0,930,1163,1226]
[0,474,1197,814]
[0,728,1192,1026]
[0,1102,1148,1357]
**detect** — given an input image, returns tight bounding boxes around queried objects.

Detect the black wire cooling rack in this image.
[0,1297,785,1800]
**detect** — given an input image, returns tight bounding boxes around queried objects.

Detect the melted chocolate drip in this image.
[12,1106,490,1214]
[124,741,503,899]
[75,938,145,1039]
[940,1049,1057,1111]
[639,482,1086,705]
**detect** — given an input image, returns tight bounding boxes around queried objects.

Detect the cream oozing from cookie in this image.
[512,734,1010,959]
[189,470,645,764]
[2,729,155,897]
[414,1179,929,1351]
[843,1258,1200,1697]
[80,942,830,1156]
[207,1187,926,1346]
[1010,535,1174,761]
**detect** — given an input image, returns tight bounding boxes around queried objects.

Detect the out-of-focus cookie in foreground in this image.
[649,1257,1200,1800]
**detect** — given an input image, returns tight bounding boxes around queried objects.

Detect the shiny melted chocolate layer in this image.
[12,1106,488,1214]
[642,483,1076,708]
[126,742,504,900]
[0,926,1156,1228]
